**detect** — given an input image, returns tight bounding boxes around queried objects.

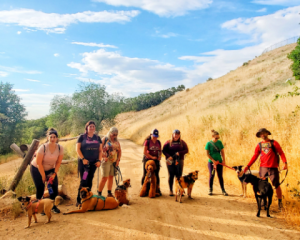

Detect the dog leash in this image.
[113,163,123,187]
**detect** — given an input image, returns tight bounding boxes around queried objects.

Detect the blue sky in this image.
[0,0,299,119]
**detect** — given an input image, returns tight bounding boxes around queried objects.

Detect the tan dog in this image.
[175,171,199,203]
[115,179,131,206]
[17,196,53,228]
[63,187,118,214]
[140,160,158,198]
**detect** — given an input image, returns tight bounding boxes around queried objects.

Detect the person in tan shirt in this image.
[30,128,64,214]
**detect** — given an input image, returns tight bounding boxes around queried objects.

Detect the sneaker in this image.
[208,189,213,196]
[75,202,81,207]
[107,193,115,198]
[157,189,162,196]
[222,190,228,196]
[51,205,61,214]
[169,191,174,196]
[40,212,46,216]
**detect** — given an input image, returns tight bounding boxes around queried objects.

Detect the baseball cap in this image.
[151,129,159,137]
[173,129,181,134]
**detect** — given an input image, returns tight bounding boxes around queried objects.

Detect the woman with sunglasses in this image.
[76,121,102,206]
[98,127,121,197]
[30,128,64,213]
[162,129,189,196]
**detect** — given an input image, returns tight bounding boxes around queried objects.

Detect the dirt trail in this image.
[0,139,299,240]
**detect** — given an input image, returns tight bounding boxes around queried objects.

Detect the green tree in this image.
[288,38,300,80]
[0,82,27,153]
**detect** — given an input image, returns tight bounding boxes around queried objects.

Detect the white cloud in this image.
[72,42,117,48]
[256,8,267,12]
[0,65,42,74]
[17,31,21,34]
[179,6,300,84]
[13,89,30,92]
[0,71,8,77]
[252,0,300,6]
[68,48,187,95]
[54,53,59,57]
[93,0,212,17]
[43,84,51,86]
[25,78,40,82]
[0,8,140,33]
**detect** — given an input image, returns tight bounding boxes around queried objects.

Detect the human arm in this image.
[50,146,64,181]
[95,140,103,168]
[36,149,46,183]
[177,140,189,156]
[162,141,172,159]
[274,141,288,170]
[220,149,225,165]
[115,142,122,167]
[76,142,88,165]
[244,144,260,173]
[143,141,157,160]
[206,150,219,165]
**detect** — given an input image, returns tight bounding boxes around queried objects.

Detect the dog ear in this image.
[195,170,199,173]
[232,166,237,170]
[26,196,31,202]
[17,196,23,202]
[188,172,193,175]
[86,187,91,192]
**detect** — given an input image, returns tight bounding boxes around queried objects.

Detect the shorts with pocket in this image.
[259,167,280,188]
[101,161,115,177]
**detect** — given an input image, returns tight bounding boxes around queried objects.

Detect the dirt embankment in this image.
[0,139,299,240]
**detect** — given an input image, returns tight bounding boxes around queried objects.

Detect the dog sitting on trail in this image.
[140,160,158,198]
[232,165,260,197]
[63,187,118,214]
[175,171,199,203]
[115,179,131,206]
[18,196,53,229]
[244,174,273,218]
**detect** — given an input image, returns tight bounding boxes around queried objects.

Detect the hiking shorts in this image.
[101,161,115,177]
[259,167,280,188]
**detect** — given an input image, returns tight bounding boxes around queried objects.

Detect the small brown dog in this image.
[115,179,131,206]
[175,171,199,203]
[140,160,158,198]
[17,196,54,228]
[63,187,119,214]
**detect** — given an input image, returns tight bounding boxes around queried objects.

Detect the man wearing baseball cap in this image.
[244,128,288,209]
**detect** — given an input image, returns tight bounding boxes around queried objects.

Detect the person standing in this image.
[98,127,121,198]
[142,129,162,195]
[163,129,188,196]
[76,121,102,206]
[205,130,228,196]
[244,128,288,209]
[30,128,64,213]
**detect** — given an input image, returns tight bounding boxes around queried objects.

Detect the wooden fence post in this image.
[10,143,26,158]
[8,139,39,192]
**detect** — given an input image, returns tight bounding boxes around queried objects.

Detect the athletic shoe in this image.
[157,189,162,196]
[40,212,46,216]
[208,189,213,195]
[222,190,228,196]
[107,193,115,198]
[75,202,81,207]
[51,205,61,214]
[169,191,174,196]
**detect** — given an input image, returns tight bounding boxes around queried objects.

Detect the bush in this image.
[243,62,249,66]
[288,38,300,80]
[206,77,213,82]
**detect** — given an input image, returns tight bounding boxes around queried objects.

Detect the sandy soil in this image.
[0,139,299,240]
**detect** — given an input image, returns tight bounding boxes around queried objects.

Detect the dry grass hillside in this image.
[115,43,300,227]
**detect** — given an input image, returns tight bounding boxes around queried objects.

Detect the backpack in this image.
[259,140,280,164]
[32,143,61,160]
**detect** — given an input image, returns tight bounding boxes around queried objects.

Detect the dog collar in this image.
[81,195,93,204]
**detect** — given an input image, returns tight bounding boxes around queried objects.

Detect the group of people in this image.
[29,120,288,214]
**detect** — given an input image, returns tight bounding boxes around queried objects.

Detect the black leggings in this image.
[208,162,225,190]
[77,159,97,204]
[141,160,160,187]
[30,165,58,200]
[167,160,184,192]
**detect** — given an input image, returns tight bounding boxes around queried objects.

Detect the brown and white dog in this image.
[63,187,119,214]
[175,171,199,203]
[232,165,260,198]
[140,160,158,198]
[17,196,54,228]
[115,179,131,206]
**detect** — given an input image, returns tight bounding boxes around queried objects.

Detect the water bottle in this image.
[82,165,90,180]
[47,182,53,195]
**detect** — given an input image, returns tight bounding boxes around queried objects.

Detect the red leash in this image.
[213,163,235,171]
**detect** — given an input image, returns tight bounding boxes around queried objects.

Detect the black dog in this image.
[244,174,273,218]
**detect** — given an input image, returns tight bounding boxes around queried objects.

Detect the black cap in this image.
[151,129,159,137]
[256,128,271,138]
[173,129,181,134]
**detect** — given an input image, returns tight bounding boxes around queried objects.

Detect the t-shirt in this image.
[144,139,161,160]
[162,140,188,160]
[248,140,287,168]
[103,138,121,163]
[31,143,64,171]
[77,134,102,163]
[205,140,224,163]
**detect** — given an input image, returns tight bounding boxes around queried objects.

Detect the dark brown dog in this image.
[140,160,158,198]
[63,187,118,214]
[175,171,199,203]
[115,179,131,206]
[17,196,53,228]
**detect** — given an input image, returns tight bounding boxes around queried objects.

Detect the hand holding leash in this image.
[95,161,101,168]
[282,162,288,171]
[83,159,89,165]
